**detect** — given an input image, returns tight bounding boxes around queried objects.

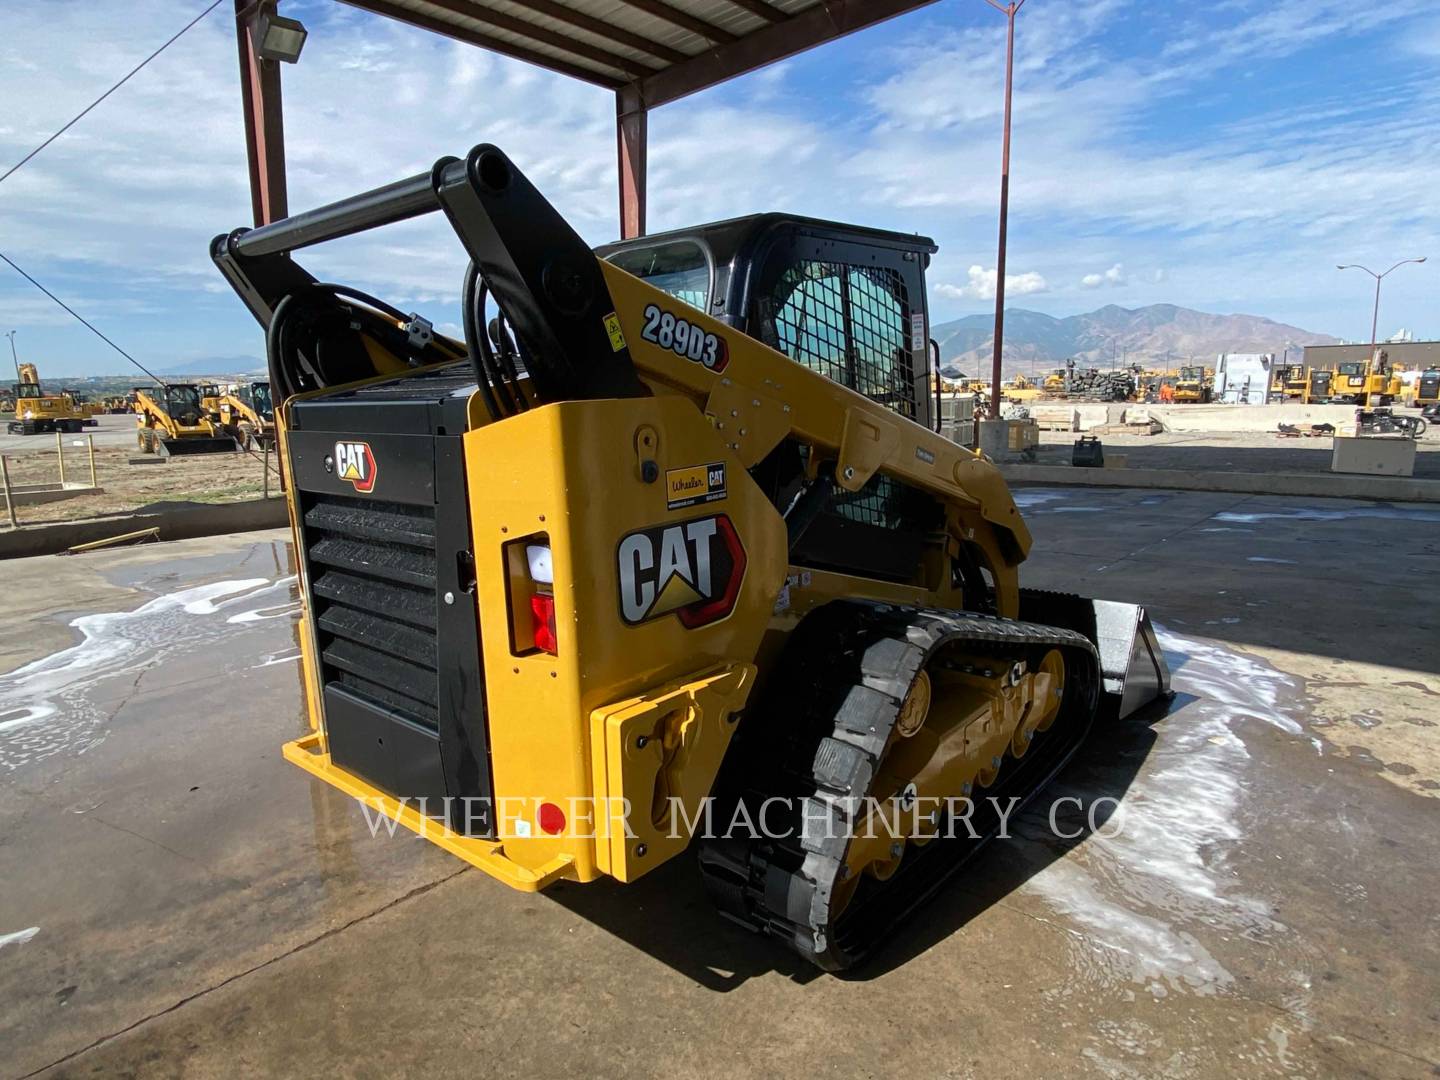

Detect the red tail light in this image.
[530,593,558,655]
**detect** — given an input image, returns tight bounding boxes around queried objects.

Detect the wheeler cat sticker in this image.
[640,303,729,373]
[617,514,745,628]
[665,462,727,510]
[334,440,378,494]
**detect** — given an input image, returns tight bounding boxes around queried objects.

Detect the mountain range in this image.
[932,303,1338,377]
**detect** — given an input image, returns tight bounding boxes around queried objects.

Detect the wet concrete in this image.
[1,492,1437,1078]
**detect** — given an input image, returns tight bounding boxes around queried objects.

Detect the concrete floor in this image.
[2,490,1438,1078]
[0,415,138,456]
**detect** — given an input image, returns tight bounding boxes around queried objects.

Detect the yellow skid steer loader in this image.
[213,145,1169,970]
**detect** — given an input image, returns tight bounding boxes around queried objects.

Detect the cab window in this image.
[607,241,710,312]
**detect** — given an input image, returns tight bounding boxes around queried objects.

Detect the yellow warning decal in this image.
[603,311,626,352]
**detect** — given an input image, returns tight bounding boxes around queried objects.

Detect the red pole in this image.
[986,0,1023,418]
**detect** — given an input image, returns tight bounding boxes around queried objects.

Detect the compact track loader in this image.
[133,384,238,456]
[214,145,1169,970]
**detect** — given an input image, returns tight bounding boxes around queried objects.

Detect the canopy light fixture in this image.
[255,11,307,64]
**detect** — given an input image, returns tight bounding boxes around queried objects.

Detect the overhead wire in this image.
[0,249,166,386]
[0,0,228,385]
[0,0,225,187]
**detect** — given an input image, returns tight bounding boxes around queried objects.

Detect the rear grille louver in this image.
[304,493,439,729]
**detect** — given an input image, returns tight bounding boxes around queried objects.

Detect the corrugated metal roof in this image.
[339,0,937,105]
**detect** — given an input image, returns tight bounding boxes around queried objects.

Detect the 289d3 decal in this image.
[640,303,729,373]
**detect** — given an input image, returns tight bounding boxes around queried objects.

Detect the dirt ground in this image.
[1034,427,1440,479]
[1,432,274,525]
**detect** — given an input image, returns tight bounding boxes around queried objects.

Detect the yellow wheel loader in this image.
[216,380,275,450]
[9,362,85,435]
[1172,364,1212,403]
[212,146,1170,971]
[133,384,238,456]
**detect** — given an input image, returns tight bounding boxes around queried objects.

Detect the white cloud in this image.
[2,0,1438,374]
[936,265,1049,301]
[1081,263,1127,289]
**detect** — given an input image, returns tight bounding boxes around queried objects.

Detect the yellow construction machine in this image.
[1172,364,1212,403]
[198,383,225,423]
[216,380,275,449]
[1329,351,1401,406]
[133,384,238,456]
[1268,364,1307,402]
[999,373,1044,402]
[9,362,84,435]
[213,146,1170,971]
[1410,367,1440,408]
[61,389,100,426]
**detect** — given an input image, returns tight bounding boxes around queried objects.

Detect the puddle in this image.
[0,927,40,952]
[1215,506,1440,524]
[0,573,299,772]
[1017,628,1308,998]
[1012,489,1108,514]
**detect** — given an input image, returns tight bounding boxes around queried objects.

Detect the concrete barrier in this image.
[1138,403,1357,433]
[999,463,1440,502]
[0,497,289,559]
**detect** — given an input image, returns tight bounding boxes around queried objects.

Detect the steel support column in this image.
[236,0,289,226]
[616,87,648,239]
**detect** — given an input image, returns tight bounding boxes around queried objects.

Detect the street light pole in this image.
[5,330,19,383]
[983,0,1025,418]
[1337,257,1427,363]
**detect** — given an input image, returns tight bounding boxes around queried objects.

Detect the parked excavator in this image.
[9,363,84,435]
[216,380,275,450]
[213,145,1170,971]
[133,384,238,456]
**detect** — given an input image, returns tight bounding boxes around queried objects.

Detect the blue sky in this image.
[1,0,1437,377]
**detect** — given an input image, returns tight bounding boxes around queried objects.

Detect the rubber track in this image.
[697,600,1101,971]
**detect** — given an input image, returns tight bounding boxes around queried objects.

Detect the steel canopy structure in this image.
[234,0,940,238]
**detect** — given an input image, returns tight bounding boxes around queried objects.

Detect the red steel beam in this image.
[634,0,941,108]
[235,0,288,226]
[616,86,647,239]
